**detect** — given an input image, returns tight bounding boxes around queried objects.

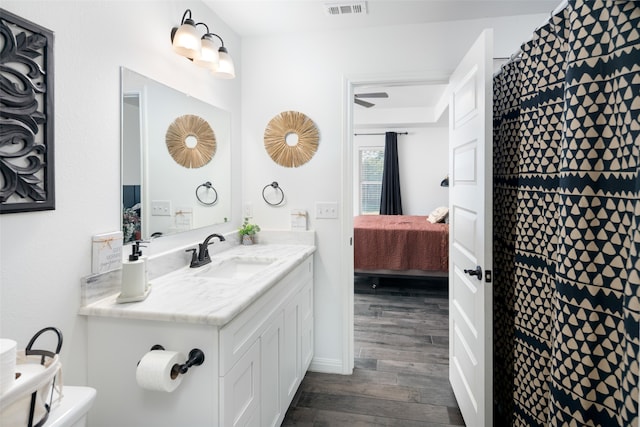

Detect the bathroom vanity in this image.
[80,243,315,427]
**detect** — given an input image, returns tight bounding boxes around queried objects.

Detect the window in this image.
[359,148,384,214]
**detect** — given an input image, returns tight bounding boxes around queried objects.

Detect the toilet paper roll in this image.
[136,350,185,392]
[0,339,17,395]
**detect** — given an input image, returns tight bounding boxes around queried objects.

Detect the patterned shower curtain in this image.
[492,1,639,426]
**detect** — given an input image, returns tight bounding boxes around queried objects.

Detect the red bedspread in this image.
[354,215,449,272]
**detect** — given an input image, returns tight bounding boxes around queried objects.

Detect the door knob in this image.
[464,266,482,280]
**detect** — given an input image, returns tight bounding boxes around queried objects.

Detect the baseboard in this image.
[308,356,347,374]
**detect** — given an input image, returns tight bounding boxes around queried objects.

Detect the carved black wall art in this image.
[0,9,54,213]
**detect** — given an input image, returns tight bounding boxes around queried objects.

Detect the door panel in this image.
[299,280,314,371]
[453,141,478,183]
[283,298,300,402]
[220,340,260,427]
[452,207,478,259]
[452,267,479,337]
[452,69,478,126]
[261,313,284,427]
[448,29,493,427]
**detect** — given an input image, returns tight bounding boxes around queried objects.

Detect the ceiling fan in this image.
[354,92,388,108]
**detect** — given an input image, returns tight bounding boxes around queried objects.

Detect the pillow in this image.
[427,206,448,223]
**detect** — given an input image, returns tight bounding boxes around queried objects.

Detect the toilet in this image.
[44,386,96,427]
[1,331,95,427]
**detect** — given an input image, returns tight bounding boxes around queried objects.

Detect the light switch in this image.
[315,202,338,219]
[151,200,171,216]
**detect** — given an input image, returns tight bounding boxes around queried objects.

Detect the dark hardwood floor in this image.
[283,276,464,426]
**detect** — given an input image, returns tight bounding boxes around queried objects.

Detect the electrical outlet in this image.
[315,202,338,219]
[244,202,253,218]
[151,200,171,216]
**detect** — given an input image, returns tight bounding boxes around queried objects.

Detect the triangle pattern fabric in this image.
[492,1,639,425]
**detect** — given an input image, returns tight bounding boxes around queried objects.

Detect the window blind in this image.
[359,148,384,215]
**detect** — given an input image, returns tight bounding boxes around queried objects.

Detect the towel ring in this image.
[196,181,218,205]
[262,182,285,206]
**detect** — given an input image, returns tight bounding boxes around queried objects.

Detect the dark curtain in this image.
[492,1,639,425]
[379,131,403,215]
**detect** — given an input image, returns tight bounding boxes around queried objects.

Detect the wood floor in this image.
[282,276,464,426]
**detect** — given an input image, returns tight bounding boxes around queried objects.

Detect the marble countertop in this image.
[79,244,315,327]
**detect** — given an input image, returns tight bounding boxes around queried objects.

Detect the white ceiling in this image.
[204,0,560,37]
[354,83,447,109]
[203,1,559,115]
[353,83,449,128]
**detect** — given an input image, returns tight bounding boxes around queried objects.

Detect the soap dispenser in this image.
[135,241,149,292]
[117,242,150,303]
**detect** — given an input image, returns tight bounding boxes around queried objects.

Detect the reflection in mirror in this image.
[121,67,231,243]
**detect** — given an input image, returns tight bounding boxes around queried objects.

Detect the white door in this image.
[448,29,493,427]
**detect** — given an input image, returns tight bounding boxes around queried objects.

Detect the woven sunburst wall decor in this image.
[264,111,319,168]
[165,114,216,168]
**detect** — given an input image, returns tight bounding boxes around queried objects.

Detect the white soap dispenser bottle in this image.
[117,242,149,303]
[135,241,149,292]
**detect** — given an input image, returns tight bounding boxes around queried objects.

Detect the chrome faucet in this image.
[186,233,226,268]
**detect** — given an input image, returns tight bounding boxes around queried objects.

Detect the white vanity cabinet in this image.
[219,256,313,427]
[83,248,314,427]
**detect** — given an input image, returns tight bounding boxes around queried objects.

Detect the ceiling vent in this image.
[324,1,368,16]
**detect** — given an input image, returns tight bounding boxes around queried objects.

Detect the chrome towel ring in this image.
[196,181,218,205]
[262,181,285,206]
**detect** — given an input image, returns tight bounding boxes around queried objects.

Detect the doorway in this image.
[340,72,452,375]
[342,29,496,427]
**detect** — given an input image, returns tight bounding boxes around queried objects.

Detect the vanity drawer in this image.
[219,256,312,376]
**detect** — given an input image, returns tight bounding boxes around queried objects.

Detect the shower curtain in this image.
[492,1,639,426]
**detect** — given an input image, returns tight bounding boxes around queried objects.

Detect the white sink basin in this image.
[192,257,279,281]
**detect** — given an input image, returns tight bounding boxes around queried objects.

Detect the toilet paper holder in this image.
[148,345,205,377]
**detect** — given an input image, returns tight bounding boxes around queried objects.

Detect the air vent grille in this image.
[324,1,368,16]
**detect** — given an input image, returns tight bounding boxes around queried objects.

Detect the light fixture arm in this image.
[189,21,225,48]
[170,9,197,44]
[195,22,210,34]
[180,9,194,25]
[206,32,225,47]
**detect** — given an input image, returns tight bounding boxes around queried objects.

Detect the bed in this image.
[353,215,449,285]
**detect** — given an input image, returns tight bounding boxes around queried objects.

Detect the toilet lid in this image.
[45,386,96,427]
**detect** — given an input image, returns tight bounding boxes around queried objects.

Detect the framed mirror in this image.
[121,67,231,243]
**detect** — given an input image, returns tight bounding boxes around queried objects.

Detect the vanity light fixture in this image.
[170,9,236,79]
[171,9,200,58]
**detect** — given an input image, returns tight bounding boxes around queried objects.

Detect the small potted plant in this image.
[239,217,261,245]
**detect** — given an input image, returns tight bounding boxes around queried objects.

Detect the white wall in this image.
[353,126,449,216]
[240,14,548,371]
[0,1,242,385]
[399,127,449,214]
[0,0,549,391]
[122,98,141,186]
